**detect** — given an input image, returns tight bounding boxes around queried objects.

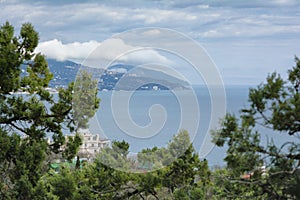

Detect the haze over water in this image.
[89,85,250,166]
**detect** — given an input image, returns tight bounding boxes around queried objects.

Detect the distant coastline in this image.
[21,59,190,91]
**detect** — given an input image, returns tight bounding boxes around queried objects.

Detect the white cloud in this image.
[35,39,100,61]
[2,1,299,42]
[131,9,197,24]
[35,38,173,67]
[200,30,222,38]
[273,0,297,5]
[85,38,174,67]
[142,29,161,36]
[120,49,173,65]
[2,0,300,85]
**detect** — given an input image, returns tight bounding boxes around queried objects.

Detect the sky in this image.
[1,0,300,85]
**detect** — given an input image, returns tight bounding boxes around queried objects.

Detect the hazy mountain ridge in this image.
[22,59,189,90]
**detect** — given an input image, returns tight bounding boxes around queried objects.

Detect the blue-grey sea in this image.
[16,85,294,167]
[86,85,240,166]
[87,85,296,167]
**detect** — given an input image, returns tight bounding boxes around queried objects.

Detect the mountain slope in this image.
[22,60,189,90]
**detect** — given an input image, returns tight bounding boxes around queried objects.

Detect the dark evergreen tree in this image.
[212,57,300,199]
[0,22,98,199]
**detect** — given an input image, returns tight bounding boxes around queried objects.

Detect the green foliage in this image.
[96,144,132,172]
[212,57,300,199]
[137,146,166,171]
[26,129,214,200]
[173,186,205,200]
[168,130,191,158]
[112,140,130,158]
[63,133,82,161]
[33,165,93,200]
[0,22,37,94]
[0,21,83,199]
[73,70,100,129]
[5,20,300,200]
